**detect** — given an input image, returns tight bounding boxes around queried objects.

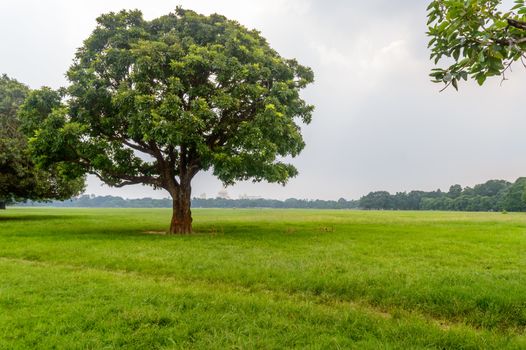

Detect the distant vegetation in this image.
[17,195,359,210]
[16,177,526,212]
[360,178,526,212]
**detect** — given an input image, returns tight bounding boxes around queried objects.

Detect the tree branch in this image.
[508,18,526,30]
[147,140,180,191]
[91,170,161,188]
[121,139,157,156]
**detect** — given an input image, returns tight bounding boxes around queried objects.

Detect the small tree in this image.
[24,8,314,233]
[427,0,526,89]
[0,75,85,208]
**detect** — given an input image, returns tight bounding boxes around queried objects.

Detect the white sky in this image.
[2,0,526,200]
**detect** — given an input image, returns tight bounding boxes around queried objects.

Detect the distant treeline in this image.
[193,198,359,209]
[15,178,526,212]
[360,178,526,212]
[17,195,359,210]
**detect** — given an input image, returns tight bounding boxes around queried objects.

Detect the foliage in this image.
[22,8,314,233]
[448,184,462,198]
[0,208,524,347]
[427,0,526,89]
[499,177,526,211]
[358,178,526,211]
[0,75,84,205]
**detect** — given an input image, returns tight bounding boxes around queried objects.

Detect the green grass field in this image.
[0,208,525,349]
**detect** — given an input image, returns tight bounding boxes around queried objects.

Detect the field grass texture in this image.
[0,208,525,349]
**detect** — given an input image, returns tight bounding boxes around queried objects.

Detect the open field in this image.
[0,208,525,349]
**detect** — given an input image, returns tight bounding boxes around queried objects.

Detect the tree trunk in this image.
[169,183,192,234]
[0,201,5,210]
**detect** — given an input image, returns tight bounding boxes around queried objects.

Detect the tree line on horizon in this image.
[17,195,360,210]
[16,177,526,212]
[361,178,526,212]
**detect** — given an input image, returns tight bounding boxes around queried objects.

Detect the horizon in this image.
[40,176,522,202]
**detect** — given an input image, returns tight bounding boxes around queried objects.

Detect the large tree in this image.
[24,8,314,233]
[427,0,526,89]
[0,75,85,208]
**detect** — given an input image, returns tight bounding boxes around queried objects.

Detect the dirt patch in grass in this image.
[142,230,167,235]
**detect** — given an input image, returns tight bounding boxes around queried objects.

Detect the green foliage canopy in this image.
[0,75,84,205]
[427,0,526,89]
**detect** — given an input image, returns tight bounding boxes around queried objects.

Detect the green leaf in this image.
[476,74,487,85]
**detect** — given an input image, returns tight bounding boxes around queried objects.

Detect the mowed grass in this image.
[0,208,525,349]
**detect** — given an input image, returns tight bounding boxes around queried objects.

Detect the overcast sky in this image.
[1,0,525,200]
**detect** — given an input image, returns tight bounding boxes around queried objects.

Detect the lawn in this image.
[0,208,525,349]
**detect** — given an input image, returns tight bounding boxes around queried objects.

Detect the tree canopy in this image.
[23,8,314,233]
[0,75,84,208]
[427,0,526,89]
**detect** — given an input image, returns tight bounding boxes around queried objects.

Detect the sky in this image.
[1,0,526,200]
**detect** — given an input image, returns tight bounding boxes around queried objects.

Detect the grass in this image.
[0,208,525,349]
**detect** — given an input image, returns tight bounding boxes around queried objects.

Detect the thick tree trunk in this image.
[0,201,5,210]
[169,183,193,234]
